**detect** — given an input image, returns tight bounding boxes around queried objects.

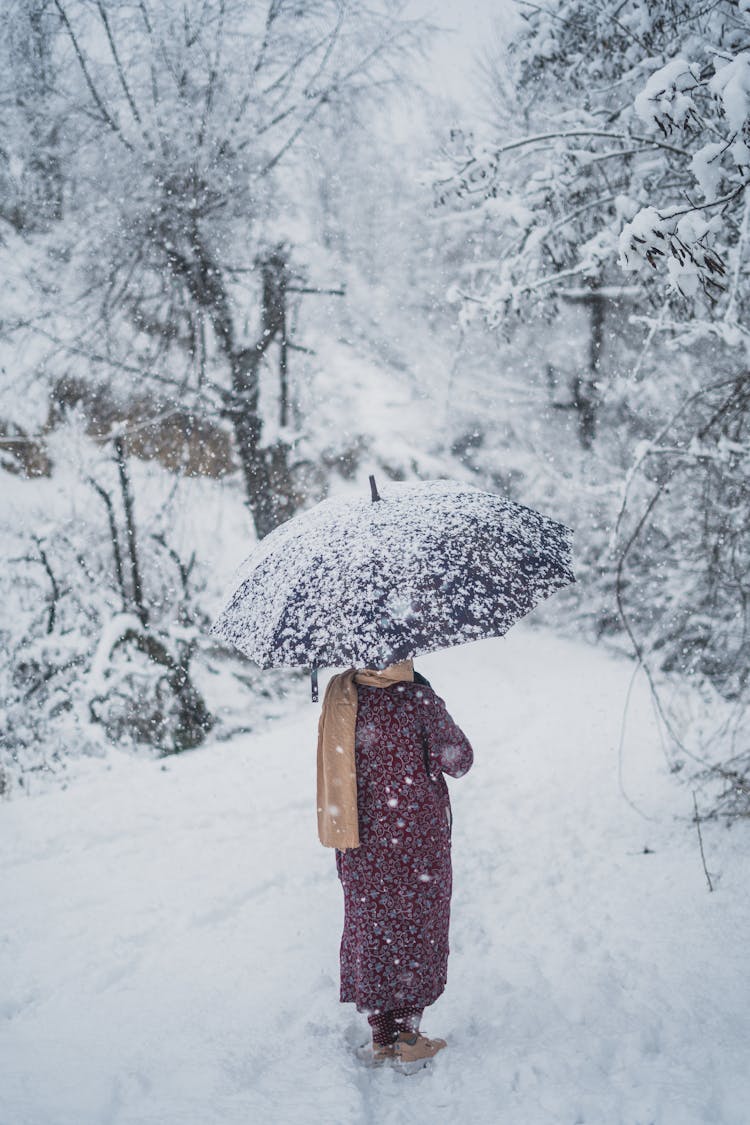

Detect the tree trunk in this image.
[567,288,604,450]
[162,236,295,538]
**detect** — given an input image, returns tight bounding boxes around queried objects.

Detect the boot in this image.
[393,1030,447,1071]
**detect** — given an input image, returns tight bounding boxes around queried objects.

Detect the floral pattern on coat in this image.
[335,681,473,1012]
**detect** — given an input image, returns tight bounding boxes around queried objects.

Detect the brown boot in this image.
[393,1030,447,1070]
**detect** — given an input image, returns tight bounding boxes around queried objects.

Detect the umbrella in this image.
[211,476,575,699]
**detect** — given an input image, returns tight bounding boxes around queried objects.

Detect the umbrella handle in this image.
[311,665,319,703]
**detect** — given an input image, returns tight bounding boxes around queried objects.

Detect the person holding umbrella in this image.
[211,475,574,1069]
[317,658,473,1069]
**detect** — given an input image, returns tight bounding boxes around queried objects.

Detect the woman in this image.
[317,658,473,1067]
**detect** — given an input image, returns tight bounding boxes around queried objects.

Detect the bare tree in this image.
[5,0,425,535]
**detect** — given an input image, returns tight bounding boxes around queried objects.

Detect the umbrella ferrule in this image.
[369,474,381,503]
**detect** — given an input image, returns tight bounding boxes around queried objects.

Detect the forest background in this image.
[1,0,748,823]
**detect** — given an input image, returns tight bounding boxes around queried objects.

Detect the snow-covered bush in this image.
[0,439,214,789]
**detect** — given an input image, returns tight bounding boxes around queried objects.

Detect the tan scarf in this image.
[316,660,414,849]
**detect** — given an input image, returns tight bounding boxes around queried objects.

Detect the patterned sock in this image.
[392,1006,423,1036]
[367,1009,397,1047]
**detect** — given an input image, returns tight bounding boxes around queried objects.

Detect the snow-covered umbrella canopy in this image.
[211,477,575,683]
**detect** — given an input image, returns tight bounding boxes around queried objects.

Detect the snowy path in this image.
[2,625,749,1125]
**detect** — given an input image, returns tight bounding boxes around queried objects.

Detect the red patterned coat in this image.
[335,680,473,1013]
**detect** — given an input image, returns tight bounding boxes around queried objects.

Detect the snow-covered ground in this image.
[2,624,749,1125]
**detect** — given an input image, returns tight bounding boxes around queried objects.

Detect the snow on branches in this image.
[633,59,701,137]
[618,206,727,300]
[620,48,750,304]
[435,0,750,329]
[433,1,750,802]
